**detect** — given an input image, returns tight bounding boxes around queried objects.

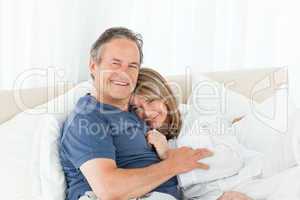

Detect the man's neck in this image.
[91,90,129,111]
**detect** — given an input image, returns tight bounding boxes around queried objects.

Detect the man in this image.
[59,27,212,200]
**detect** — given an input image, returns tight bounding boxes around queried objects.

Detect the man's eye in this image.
[111,61,121,66]
[129,64,138,69]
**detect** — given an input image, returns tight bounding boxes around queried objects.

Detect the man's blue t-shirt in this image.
[59,94,180,200]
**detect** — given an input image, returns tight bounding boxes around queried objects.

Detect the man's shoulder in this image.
[68,95,110,123]
[63,109,109,132]
[60,103,110,142]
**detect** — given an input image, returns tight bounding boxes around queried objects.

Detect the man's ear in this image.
[89,58,97,77]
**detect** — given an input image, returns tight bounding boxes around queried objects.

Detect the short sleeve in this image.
[61,114,116,168]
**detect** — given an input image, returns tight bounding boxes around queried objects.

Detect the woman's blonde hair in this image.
[134,68,182,139]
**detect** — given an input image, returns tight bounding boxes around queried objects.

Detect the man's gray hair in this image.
[90,27,144,64]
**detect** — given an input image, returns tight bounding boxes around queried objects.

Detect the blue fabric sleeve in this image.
[61,114,116,169]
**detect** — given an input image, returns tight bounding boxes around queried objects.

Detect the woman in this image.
[131,67,252,200]
[130,67,181,159]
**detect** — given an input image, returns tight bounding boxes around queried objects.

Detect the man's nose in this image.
[119,62,130,71]
[114,63,132,81]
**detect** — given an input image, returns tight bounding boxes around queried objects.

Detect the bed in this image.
[0,67,299,200]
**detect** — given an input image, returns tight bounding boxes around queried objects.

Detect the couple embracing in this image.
[59,27,251,200]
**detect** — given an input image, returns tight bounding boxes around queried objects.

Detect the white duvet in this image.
[175,105,300,200]
[233,166,300,200]
[175,112,261,199]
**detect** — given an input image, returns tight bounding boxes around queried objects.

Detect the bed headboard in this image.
[0,67,284,125]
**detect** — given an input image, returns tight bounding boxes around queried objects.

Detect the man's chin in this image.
[106,85,134,102]
[109,91,132,101]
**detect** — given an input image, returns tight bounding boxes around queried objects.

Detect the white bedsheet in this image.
[233,166,300,200]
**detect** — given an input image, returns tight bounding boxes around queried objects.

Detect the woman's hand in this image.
[217,191,253,200]
[146,130,169,160]
[232,116,245,124]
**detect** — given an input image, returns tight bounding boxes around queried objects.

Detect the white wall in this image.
[0,0,299,105]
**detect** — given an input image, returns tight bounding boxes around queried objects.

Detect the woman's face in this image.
[132,95,168,129]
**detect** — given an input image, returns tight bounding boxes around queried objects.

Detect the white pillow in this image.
[33,80,94,122]
[292,109,300,165]
[189,75,250,122]
[178,103,191,119]
[31,80,93,199]
[235,100,298,177]
[189,73,298,177]
[0,80,92,200]
[0,110,42,200]
[32,114,66,200]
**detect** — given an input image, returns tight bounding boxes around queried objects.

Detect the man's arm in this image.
[80,147,213,200]
[81,158,174,200]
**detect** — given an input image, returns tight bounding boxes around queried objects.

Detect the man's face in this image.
[90,38,140,101]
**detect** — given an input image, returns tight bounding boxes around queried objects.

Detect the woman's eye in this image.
[132,106,138,111]
[132,106,140,111]
[145,99,154,104]
[148,100,159,106]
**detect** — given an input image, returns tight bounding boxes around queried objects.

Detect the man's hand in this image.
[166,147,213,174]
[217,191,253,200]
[146,130,169,160]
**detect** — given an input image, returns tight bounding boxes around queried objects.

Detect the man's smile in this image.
[110,79,130,86]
